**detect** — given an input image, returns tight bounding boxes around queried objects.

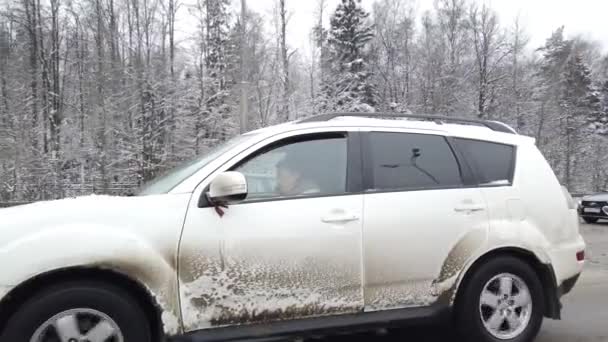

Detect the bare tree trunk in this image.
[22,0,40,150]
[34,0,51,156]
[279,0,290,121]
[168,0,176,78]
[536,101,546,143]
[0,21,10,124]
[95,0,108,191]
[167,0,177,156]
[74,18,87,185]
[564,115,572,188]
[403,19,411,105]
[470,4,500,119]
[239,0,248,132]
[49,0,62,158]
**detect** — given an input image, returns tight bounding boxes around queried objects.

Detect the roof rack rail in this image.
[297,113,517,134]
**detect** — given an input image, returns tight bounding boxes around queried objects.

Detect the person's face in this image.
[277,165,300,195]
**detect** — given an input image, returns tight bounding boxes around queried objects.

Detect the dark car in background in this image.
[579,193,608,223]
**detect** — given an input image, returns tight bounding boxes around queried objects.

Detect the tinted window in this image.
[454,138,515,185]
[234,135,347,200]
[368,132,463,190]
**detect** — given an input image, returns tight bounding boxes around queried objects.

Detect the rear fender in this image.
[434,222,552,306]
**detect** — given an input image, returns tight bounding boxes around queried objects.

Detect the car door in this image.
[361,130,489,311]
[178,129,365,332]
[451,137,521,233]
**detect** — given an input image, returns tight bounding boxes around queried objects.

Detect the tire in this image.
[455,256,544,342]
[583,217,599,224]
[1,280,152,342]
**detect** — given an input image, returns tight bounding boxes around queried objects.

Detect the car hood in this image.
[0,194,191,245]
[582,193,608,202]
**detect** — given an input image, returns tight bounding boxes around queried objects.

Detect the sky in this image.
[243,0,608,55]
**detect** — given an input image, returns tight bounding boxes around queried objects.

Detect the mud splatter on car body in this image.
[179,254,362,330]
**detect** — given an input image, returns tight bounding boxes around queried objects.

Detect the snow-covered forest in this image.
[0,0,607,201]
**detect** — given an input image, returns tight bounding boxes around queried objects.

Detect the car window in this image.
[233,134,348,200]
[368,132,463,191]
[454,138,515,186]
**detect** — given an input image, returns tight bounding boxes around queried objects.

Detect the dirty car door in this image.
[178,131,364,332]
[361,131,489,310]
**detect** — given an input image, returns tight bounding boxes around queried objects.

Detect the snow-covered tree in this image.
[591,80,608,134]
[322,0,376,112]
[533,27,572,146]
[202,0,236,143]
[1,0,608,202]
[434,0,471,115]
[560,54,601,187]
[371,0,415,112]
[468,4,509,118]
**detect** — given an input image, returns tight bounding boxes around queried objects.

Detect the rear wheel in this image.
[1,281,152,342]
[583,217,599,224]
[455,256,544,342]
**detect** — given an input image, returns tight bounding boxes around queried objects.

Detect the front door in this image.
[178,131,364,331]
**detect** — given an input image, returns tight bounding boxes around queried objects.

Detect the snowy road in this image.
[314,222,608,342]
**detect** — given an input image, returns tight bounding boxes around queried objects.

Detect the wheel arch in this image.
[453,247,561,319]
[0,266,165,341]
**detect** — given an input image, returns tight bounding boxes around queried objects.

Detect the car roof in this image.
[246,115,534,146]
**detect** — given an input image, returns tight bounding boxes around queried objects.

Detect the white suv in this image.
[0,114,585,342]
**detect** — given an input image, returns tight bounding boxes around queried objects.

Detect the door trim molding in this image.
[171,304,449,342]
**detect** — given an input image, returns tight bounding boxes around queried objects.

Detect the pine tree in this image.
[591,80,608,134]
[323,0,376,112]
[560,54,601,188]
[202,0,235,144]
[533,27,572,145]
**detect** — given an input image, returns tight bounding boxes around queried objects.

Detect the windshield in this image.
[136,134,256,195]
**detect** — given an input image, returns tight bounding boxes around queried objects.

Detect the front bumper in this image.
[578,202,608,218]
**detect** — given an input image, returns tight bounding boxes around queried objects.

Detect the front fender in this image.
[0,225,182,335]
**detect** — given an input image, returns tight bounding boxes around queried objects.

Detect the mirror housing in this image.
[207,171,248,204]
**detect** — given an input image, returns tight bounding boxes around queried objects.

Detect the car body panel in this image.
[178,195,365,331]
[0,194,189,335]
[362,188,489,310]
[581,193,608,202]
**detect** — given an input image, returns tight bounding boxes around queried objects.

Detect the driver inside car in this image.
[275,154,320,197]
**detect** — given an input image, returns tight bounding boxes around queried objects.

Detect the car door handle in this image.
[454,204,485,212]
[321,213,360,223]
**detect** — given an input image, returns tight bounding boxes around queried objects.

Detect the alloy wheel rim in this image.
[479,273,533,340]
[30,308,123,342]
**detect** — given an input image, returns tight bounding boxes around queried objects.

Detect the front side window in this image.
[453,138,515,186]
[233,134,348,200]
[368,132,463,191]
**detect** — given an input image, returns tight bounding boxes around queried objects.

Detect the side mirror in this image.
[207,171,248,205]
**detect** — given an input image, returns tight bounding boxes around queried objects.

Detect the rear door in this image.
[451,137,521,236]
[361,130,489,311]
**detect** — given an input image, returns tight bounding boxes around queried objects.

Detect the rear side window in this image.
[454,138,515,186]
[367,132,463,191]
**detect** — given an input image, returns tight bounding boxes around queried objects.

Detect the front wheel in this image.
[455,256,544,342]
[1,281,152,342]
